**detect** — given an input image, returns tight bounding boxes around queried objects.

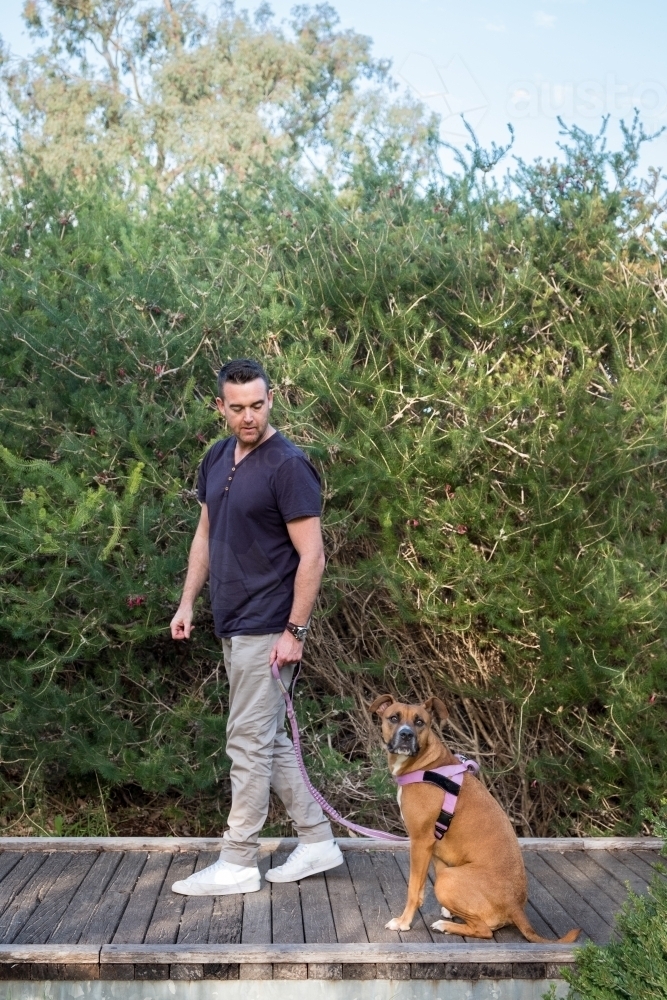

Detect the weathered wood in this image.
[632,850,666,877]
[308,963,342,979]
[0,852,72,943]
[100,942,579,964]
[240,855,272,944]
[0,854,24,887]
[177,853,217,945]
[370,850,433,943]
[272,963,307,979]
[79,851,147,944]
[525,870,589,942]
[112,852,170,943]
[0,944,100,963]
[589,850,652,896]
[50,851,122,943]
[325,856,368,943]
[0,835,661,851]
[0,854,50,926]
[565,851,629,906]
[524,901,558,940]
[524,852,611,943]
[300,872,336,944]
[540,851,620,928]
[208,893,243,944]
[270,851,304,944]
[14,852,98,944]
[346,851,400,944]
[145,853,197,945]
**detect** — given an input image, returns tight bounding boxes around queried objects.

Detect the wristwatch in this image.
[285,621,309,642]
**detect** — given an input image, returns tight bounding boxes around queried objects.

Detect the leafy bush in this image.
[0,118,666,835]
[546,874,667,1000]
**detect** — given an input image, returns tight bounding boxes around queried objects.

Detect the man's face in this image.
[216,378,273,447]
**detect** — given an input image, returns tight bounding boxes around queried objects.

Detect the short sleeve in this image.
[196,455,208,503]
[274,455,321,522]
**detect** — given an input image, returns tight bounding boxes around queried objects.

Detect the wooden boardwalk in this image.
[0,837,661,982]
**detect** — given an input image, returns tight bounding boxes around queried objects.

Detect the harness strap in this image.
[395,758,479,840]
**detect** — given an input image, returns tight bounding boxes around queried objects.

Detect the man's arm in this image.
[270,516,325,667]
[170,503,210,640]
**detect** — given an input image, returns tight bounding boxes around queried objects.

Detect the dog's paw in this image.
[431,919,450,934]
[440,906,452,918]
[386,916,411,931]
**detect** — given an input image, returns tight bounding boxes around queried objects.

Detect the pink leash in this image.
[271,660,409,842]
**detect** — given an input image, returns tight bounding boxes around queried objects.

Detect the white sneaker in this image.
[265,840,343,883]
[171,858,261,896]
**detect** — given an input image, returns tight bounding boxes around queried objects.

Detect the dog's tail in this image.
[512,907,580,944]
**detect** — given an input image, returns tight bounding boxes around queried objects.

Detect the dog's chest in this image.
[396,786,405,821]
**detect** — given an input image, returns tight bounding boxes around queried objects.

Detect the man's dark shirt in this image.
[197,431,321,637]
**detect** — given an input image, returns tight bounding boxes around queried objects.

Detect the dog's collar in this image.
[394,755,479,839]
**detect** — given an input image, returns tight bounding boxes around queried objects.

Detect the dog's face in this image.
[369,694,448,756]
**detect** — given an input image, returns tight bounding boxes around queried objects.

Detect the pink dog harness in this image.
[395,756,480,839]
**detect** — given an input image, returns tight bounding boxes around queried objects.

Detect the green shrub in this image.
[546,874,667,1000]
[0,120,666,834]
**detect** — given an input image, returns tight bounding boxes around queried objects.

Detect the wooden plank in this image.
[526,870,590,942]
[101,941,579,964]
[346,851,400,945]
[300,873,336,944]
[564,851,629,906]
[369,851,433,943]
[14,853,98,944]
[50,852,123,943]
[324,856,368,944]
[79,851,147,944]
[0,945,100,963]
[145,853,197,944]
[208,894,243,944]
[240,854,272,945]
[270,851,304,944]
[0,854,49,922]
[632,850,666,877]
[590,850,653,896]
[0,852,72,943]
[540,852,620,925]
[177,853,218,944]
[524,852,611,943]
[0,854,24,886]
[113,852,171,944]
[524,901,559,941]
[0,835,661,852]
[611,850,661,883]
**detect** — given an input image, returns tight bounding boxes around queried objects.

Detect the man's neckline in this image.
[233,427,279,467]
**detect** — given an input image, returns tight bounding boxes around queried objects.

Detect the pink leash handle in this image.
[271,660,408,843]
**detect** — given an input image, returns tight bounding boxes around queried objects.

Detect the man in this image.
[169,358,343,895]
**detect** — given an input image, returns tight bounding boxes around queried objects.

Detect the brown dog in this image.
[369,693,579,942]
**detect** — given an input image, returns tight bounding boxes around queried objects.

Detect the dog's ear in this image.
[424,697,449,724]
[369,694,394,717]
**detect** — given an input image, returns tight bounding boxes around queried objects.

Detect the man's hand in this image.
[171,605,195,640]
[270,630,304,668]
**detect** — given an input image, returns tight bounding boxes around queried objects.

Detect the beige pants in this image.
[219,632,333,866]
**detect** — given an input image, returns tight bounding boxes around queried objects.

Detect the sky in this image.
[2,0,667,174]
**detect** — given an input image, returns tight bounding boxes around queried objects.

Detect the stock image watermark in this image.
[508,76,667,120]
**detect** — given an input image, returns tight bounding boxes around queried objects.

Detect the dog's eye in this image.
[388,714,399,723]
[414,718,424,727]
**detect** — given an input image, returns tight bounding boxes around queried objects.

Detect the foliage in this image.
[546,875,667,1000]
[0,0,436,190]
[0,114,666,835]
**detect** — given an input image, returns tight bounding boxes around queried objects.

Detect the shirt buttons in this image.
[225,486,229,491]
[228,476,232,481]
[231,466,236,471]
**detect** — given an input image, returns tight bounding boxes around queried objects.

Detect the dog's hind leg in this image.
[430,865,495,940]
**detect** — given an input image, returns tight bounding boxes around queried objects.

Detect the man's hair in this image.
[217,358,271,398]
